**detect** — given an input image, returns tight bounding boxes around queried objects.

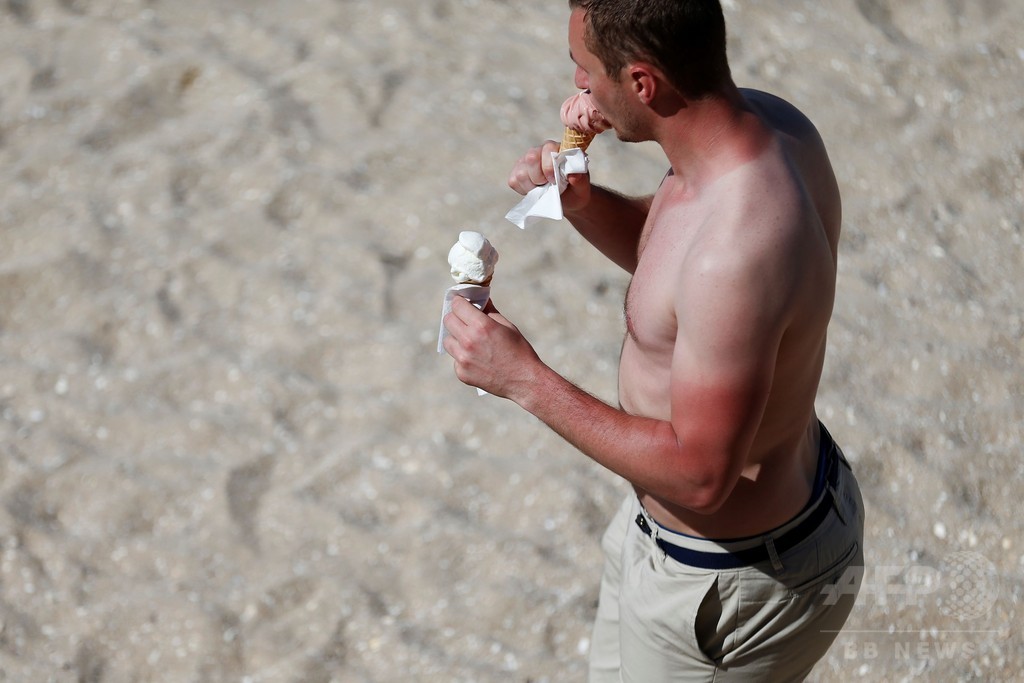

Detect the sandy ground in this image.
[0,0,1021,680]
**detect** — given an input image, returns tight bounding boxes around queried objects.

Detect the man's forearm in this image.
[565,185,651,274]
[512,362,727,514]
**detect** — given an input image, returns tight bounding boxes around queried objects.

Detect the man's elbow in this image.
[672,472,733,515]
[687,485,730,515]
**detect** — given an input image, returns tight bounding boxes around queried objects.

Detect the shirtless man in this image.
[442,1,864,680]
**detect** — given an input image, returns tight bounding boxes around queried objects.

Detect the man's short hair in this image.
[568,0,731,99]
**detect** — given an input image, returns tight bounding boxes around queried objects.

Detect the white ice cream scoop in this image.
[448,231,498,285]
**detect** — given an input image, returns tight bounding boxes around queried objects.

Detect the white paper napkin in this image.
[504,148,589,229]
[437,283,492,395]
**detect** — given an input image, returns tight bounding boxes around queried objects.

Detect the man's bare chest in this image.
[624,203,708,348]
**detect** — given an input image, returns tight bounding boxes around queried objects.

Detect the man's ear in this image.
[627,64,657,105]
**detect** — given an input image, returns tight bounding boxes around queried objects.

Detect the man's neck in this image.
[654,86,771,191]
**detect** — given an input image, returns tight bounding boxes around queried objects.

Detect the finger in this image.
[442,310,465,348]
[444,296,478,339]
[478,298,516,332]
[441,331,460,358]
[486,309,518,332]
[539,140,560,183]
[525,147,550,187]
[449,294,483,319]
[509,152,546,194]
[564,171,591,193]
[450,297,492,336]
[509,165,539,195]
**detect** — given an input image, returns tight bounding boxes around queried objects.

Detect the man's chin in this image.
[614,129,645,144]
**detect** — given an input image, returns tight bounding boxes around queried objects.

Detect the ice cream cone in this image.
[560,126,595,153]
[453,276,491,288]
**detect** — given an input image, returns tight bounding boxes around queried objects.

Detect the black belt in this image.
[635,424,846,570]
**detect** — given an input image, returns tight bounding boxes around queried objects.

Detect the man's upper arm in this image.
[669,251,786,506]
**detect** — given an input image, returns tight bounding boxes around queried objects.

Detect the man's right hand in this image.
[508,140,592,212]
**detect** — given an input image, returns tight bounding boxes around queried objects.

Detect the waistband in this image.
[634,421,847,570]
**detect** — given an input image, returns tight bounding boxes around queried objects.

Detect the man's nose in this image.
[574,66,588,90]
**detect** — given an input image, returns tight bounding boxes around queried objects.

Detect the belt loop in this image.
[648,517,666,560]
[638,510,667,561]
[828,482,847,526]
[763,535,784,573]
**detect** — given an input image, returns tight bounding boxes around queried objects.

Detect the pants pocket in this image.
[693,573,732,665]
[619,562,722,678]
[788,540,861,595]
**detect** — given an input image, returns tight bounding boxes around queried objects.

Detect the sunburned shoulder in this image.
[687,160,817,281]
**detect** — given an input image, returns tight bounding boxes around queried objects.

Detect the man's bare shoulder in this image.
[739,89,822,144]
[739,88,842,257]
[674,166,826,333]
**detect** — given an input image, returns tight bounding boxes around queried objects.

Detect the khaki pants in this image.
[589,444,864,682]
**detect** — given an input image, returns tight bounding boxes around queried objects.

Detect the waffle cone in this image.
[455,276,492,287]
[559,126,595,152]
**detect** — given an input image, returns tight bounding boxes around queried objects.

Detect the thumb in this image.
[483,301,516,331]
[481,298,505,320]
[564,169,591,186]
[561,171,592,210]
